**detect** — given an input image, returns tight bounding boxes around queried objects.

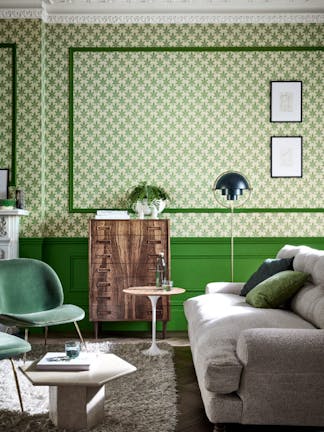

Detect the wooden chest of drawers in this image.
[89,219,170,338]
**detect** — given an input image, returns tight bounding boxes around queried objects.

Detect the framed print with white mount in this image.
[271,136,302,178]
[270,81,302,122]
[0,169,9,199]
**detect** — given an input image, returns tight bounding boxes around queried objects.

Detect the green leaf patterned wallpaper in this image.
[0,20,323,238]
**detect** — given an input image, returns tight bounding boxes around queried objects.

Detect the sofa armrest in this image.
[236,328,324,372]
[205,282,244,295]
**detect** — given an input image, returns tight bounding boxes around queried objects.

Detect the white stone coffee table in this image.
[20,352,136,430]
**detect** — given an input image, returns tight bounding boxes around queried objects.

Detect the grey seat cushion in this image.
[184,293,315,394]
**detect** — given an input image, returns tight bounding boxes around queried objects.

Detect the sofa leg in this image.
[213,424,226,432]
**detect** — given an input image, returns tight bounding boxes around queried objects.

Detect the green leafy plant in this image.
[126,181,170,207]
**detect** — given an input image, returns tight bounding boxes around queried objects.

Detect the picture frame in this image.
[0,169,9,199]
[270,81,302,122]
[271,136,302,178]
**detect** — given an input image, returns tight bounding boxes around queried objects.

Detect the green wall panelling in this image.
[19,236,324,333]
[19,238,43,260]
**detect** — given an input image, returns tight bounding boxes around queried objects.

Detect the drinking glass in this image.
[65,340,81,359]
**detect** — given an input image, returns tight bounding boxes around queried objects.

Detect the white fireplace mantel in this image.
[0,209,29,259]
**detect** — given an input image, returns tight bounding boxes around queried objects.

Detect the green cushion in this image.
[246,270,309,309]
[240,257,294,296]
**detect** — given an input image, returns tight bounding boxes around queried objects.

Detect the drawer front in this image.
[91,238,168,265]
[130,220,168,237]
[91,220,169,239]
[90,305,123,321]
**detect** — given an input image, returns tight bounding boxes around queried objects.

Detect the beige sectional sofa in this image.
[184,245,324,432]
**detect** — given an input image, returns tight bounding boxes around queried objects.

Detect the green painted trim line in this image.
[69,47,74,213]
[0,43,16,186]
[11,43,16,186]
[165,208,324,213]
[69,45,324,214]
[71,46,324,53]
[71,207,324,213]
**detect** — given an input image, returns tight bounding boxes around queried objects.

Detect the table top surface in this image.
[124,286,185,296]
[20,352,136,387]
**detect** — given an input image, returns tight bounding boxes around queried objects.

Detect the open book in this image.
[36,352,94,371]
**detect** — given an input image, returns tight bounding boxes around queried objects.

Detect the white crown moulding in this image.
[0,8,323,23]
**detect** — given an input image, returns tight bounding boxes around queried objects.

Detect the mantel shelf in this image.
[0,209,29,216]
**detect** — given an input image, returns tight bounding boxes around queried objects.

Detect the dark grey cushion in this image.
[240,257,294,296]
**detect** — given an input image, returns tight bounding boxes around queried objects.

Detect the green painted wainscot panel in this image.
[19,237,324,333]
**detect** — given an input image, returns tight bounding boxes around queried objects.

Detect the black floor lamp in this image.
[213,171,252,282]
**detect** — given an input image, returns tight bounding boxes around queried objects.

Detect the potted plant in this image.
[126,182,170,219]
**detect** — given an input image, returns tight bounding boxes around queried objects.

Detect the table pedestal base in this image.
[49,384,105,430]
[142,295,170,357]
[142,345,168,356]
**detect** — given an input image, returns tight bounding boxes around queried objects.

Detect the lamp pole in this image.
[230,200,234,282]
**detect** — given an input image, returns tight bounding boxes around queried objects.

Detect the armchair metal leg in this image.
[74,321,87,350]
[9,358,24,412]
[44,326,48,346]
[24,328,29,343]
[23,328,29,363]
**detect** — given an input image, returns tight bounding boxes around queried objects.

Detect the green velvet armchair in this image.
[0,332,31,411]
[0,258,85,345]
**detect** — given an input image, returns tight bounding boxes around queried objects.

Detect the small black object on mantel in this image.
[16,189,25,209]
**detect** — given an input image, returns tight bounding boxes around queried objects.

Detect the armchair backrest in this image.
[0,258,64,314]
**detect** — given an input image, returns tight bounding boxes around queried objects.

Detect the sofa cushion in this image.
[276,244,324,285]
[291,283,324,329]
[246,270,309,309]
[184,293,315,394]
[240,257,294,296]
[276,245,324,327]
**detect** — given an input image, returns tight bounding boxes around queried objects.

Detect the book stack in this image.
[95,210,130,220]
[36,352,95,371]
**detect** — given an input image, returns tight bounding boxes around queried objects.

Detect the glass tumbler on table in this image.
[65,341,81,359]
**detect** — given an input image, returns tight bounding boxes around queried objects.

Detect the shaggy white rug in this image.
[0,341,177,432]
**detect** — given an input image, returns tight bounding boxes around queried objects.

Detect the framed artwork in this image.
[271,136,302,178]
[0,169,9,199]
[270,81,302,122]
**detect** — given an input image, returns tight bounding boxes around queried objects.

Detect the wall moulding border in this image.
[69,45,324,215]
[0,8,323,24]
[0,43,17,187]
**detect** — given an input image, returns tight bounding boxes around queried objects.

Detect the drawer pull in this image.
[96,253,111,258]
[97,282,111,287]
[97,226,111,231]
[97,296,111,300]
[148,226,161,231]
[146,240,162,244]
[97,268,111,273]
[97,240,111,244]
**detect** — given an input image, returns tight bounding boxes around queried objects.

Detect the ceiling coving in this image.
[1,0,323,23]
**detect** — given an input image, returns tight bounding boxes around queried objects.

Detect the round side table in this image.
[123,286,185,356]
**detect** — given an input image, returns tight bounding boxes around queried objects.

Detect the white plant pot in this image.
[150,199,166,219]
[134,199,166,219]
[133,200,151,219]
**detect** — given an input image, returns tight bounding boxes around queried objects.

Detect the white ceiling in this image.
[0,0,323,23]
